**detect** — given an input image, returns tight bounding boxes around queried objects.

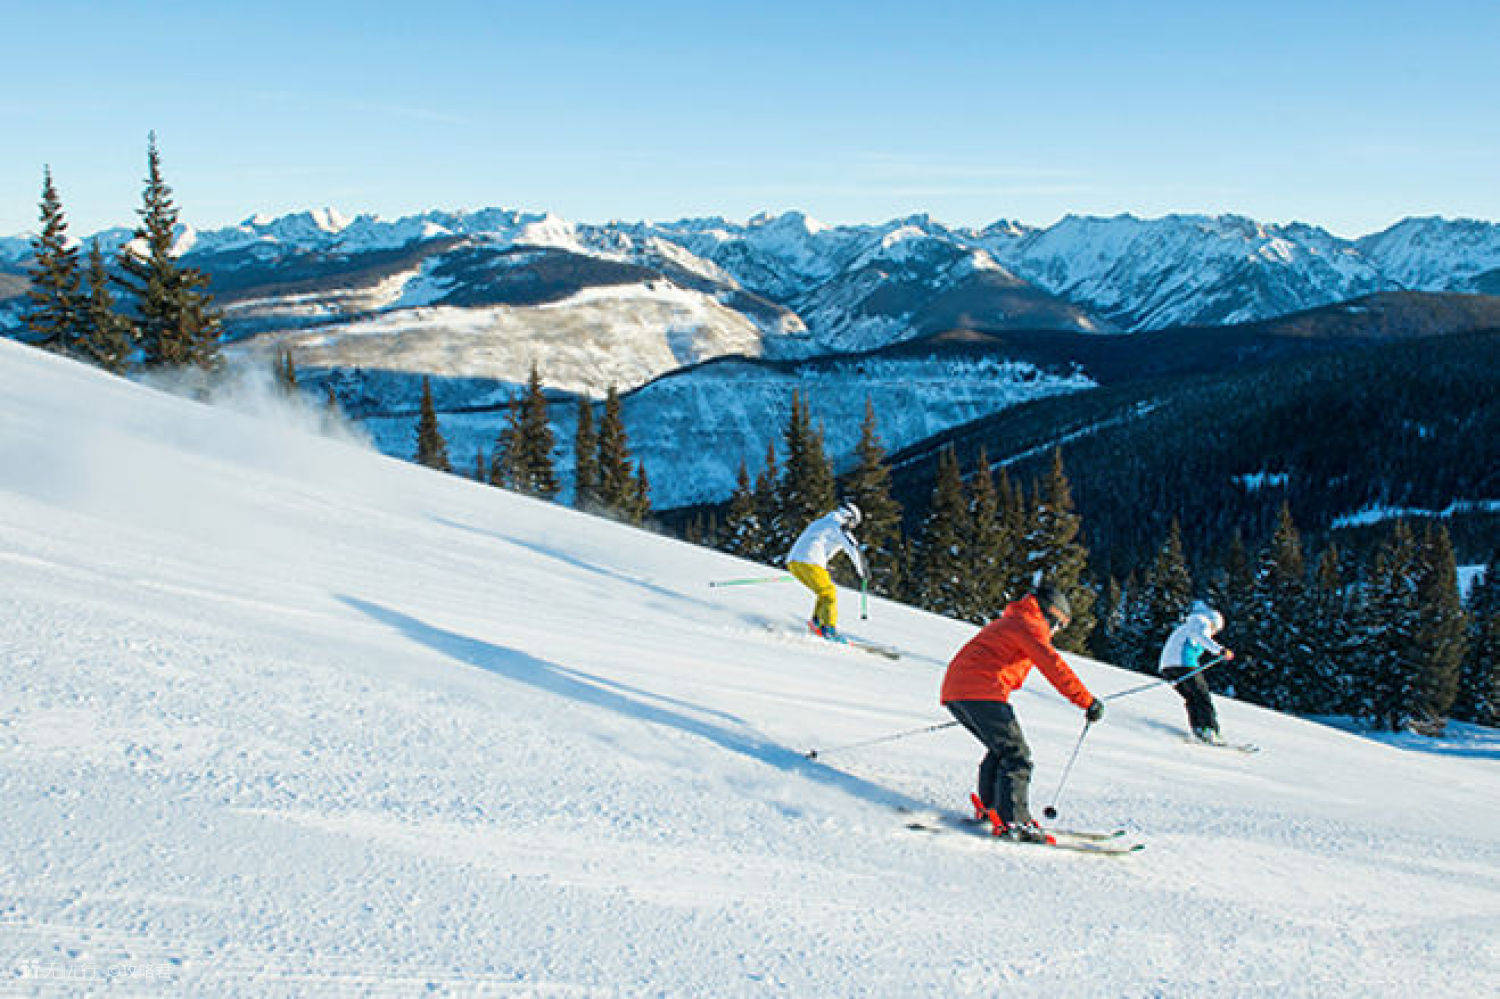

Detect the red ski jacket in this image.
[940,595,1094,709]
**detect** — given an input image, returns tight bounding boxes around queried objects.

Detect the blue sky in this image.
[5,0,1497,237]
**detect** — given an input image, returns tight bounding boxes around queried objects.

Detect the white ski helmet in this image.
[837,501,862,530]
[1190,600,1224,633]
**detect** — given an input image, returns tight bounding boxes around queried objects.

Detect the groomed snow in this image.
[2,341,1497,995]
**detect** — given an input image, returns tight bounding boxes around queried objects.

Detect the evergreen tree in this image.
[24,166,82,351]
[473,447,488,484]
[777,392,838,552]
[841,399,904,597]
[1106,572,1152,671]
[1208,530,1256,696]
[1029,450,1096,650]
[115,132,222,368]
[753,442,782,564]
[494,364,559,499]
[629,462,652,525]
[1240,504,1310,710]
[1358,521,1427,731]
[76,241,135,373]
[914,446,970,617]
[963,448,1007,624]
[1114,574,1155,673]
[1409,523,1469,726]
[722,460,762,559]
[573,397,599,511]
[413,376,451,472]
[1095,575,1127,663]
[1454,562,1498,726]
[1307,545,1359,713]
[994,466,1033,607]
[1137,520,1195,669]
[595,385,644,521]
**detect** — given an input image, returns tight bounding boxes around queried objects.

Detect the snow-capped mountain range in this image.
[7,207,1500,355]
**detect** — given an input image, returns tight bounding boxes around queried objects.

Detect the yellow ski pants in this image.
[788,561,838,629]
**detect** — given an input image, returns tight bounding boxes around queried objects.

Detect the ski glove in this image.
[1085,698,1105,723]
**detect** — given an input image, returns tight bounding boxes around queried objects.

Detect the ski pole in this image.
[860,577,869,620]
[1101,655,1226,703]
[708,575,794,588]
[1042,720,1093,820]
[804,720,958,760]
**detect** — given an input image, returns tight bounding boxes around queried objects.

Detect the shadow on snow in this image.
[339,594,928,814]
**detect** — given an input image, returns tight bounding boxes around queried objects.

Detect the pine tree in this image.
[473,447,488,484]
[1029,450,1097,650]
[595,385,644,522]
[841,399,904,597]
[1409,523,1468,728]
[753,442,782,564]
[1136,520,1195,671]
[914,445,970,617]
[24,166,82,352]
[413,376,451,472]
[1359,521,1427,731]
[777,392,838,552]
[722,460,762,559]
[1454,562,1498,726]
[1095,575,1127,663]
[1241,504,1310,711]
[1108,572,1152,671]
[629,462,652,525]
[1208,530,1256,696]
[494,364,559,499]
[963,448,1006,624]
[573,397,599,511]
[994,466,1033,607]
[1307,545,1358,713]
[116,132,222,368]
[76,242,135,373]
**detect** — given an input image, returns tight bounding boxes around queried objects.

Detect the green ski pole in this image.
[708,575,794,588]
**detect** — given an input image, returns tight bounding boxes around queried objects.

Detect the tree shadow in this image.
[339,595,927,813]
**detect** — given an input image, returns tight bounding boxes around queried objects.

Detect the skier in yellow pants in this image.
[786,502,866,643]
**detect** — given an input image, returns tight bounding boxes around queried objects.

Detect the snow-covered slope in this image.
[233,278,776,401]
[2,340,1497,995]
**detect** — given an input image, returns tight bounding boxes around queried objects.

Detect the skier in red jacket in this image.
[940,583,1105,842]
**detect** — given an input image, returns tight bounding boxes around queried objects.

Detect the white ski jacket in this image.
[1158,607,1225,673]
[787,512,866,578]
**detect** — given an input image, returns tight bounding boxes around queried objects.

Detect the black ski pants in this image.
[946,699,1033,825]
[1162,667,1218,733]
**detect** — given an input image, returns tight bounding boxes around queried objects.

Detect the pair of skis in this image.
[788,619,902,659]
[898,805,1144,855]
[1186,737,1260,754]
[827,634,901,660]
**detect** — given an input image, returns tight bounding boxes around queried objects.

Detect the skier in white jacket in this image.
[786,503,866,642]
[1158,600,1235,743]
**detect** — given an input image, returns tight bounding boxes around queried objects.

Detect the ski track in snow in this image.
[1,339,1498,996]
